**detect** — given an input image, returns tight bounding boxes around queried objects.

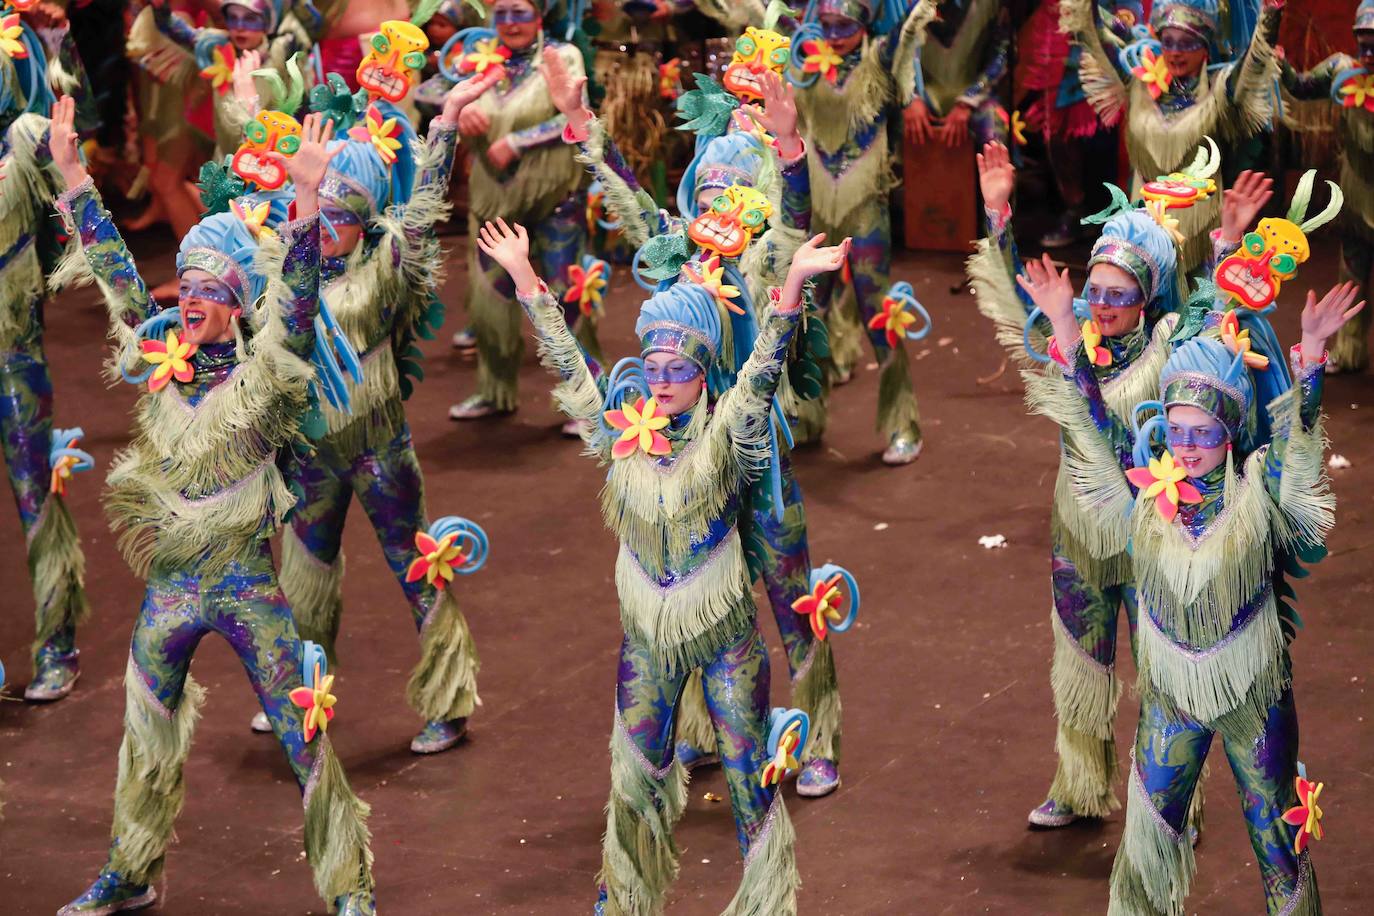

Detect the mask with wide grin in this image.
[357,20,429,102]
[1215,218,1308,311]
[231,110,301,190]
[687,184,772,258]
[722,27,790,103]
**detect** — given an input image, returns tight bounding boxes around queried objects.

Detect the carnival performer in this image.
[0,12,94,703]
[1279,0,1374,373]
[476,215,845,911]
[901,0,1009,150]
[1061,0,1284,272]
[1016,248,1360,914]
[545,45,848,796]
[787,0,935,465]
[265,67,503,754]
[49,99,377,916]
[448,0,593,423]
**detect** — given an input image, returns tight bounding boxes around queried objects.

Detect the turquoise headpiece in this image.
[1159,336,1253,442]
[677,132,765,220]
[635,283,722,373]
[176,211,272,318]
[321,100,418,221]
[1088,209,1181,315]
[1359,0,1374,32]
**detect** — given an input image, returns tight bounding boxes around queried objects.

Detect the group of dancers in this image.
[0,1,1369,914]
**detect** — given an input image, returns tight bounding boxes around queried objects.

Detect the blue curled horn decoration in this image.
[1021,307,1052,364]
[438,28,500,83]
[427,516,491,574]
[811,562,860,634]
[1118,38,1163,76]
[784,21,825,88]
[1131,400,1168,469]
[883,281,933,341]
[599,357,649,436]
[766,706,810,762]
[50,427,95,476]
[310,301,364,413]
[301,640,328,680]
[120,308,186,385]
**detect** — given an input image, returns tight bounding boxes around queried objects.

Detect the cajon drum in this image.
[902,132,977,253]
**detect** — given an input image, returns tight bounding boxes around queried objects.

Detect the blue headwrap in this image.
[321,100,419,224]
[635,282,723,378]
[176,212,273,319]
[677,132,765,220]
[1087,209,1183,318]
[1358,0,1374,32]
[0,19,55,122]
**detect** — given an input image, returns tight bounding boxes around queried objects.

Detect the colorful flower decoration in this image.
[1125,451,1204,522]
[681,255,744,315]
[1281,773,1325,855]
[0,14,28,60]
[406,530,469,586]
[289,661,336,742]
[1145,199,1186,246]
[759,708,809,787]
[140,330,198,393]
[230,198,275,240]
[348,105,405,166]
[867,286,931,348]
[48,428,93,497]
[585,186,604,233]
[199,42,236,95]
[1338,72,1374,112]
[1218,310,1270,370]
[1079,320,1113,367]
[996,106,1028,145]
[564,257,610,317]
[799,38,842,83]
[459,37,510,75]
[1131,47,1172,100]
[791,574,846,640]
[604,397,672,460]
[659,58,683,100]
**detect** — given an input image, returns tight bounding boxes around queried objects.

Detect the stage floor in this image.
[2,225,1371,914]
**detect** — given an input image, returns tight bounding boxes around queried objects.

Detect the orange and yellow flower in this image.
[659,58,682,99]
[1080,320,1113,367]
[800,38,842,83]
[604,397,671,460]
[231,198,275,240]
[406,530,469,586]
[289,662,336,742]
[1131,47,1172,100]
[1219,310,1270,370]
[460,37,511,75]
[681,254,744,314]
[791,574,846,640]
[1125,451,1204,522]
[199,42,236,95]
[868,293,920,348]
[0,14,28,60]
[1281,775,1325,855]
[759,719,804,787]
[1339,73,1374,112]
[348,105,404,165]
[141,330,197,393]
[564,259,609,317]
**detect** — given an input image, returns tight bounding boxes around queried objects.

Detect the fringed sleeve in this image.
[270,214,323,361]
[574,117,671,249]
[151,4,200,52]
[1262,351,1336,551]
[710,297,800,479]
[1221,3,1280,139]
[518,282,610,457]
[692,0,766,30]
[966,205,1045,367]
[1059,0,1129,128]
[1280,53,1341,101]
[389,123,459,340]
[889,0,939,106]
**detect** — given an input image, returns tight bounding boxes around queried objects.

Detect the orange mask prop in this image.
[686,184,772,259]
[722,27,790,103]
[231,110,301,190]
[357,20,429,102]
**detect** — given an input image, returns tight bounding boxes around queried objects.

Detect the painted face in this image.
[231,110,301,190]
[178,268,242,345]
[722,27,791,103]
[1158,27,1208,80]
[224,3,269,50]
[1358,31,1374,71]
[686,185,772,258]
[643,352,704,416]
[1085,262,1144,337]
[819,14,864,56]
[357,20,430,102]
[1215,218,1309,310]
[1166,404,1228,477]
[493,0,541,49]
[321,205,364,258]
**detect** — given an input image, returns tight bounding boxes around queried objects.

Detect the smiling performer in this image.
[474,215,846,912]
[1017,239,1360,913]
[447,0,593,422]
[267,66,503,754]
[0,11,94,703]
[1061,0,1283,273]
[49,99,377,916]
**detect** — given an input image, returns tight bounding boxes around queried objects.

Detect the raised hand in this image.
[232,49,263,112]
[284,113,341,218]
[438,67,502,127]
[977,141,1015,215]
[1220,169,1274,243]
[1300,281,1365,364]
[903,97,933,145]
[1016,253,1079,343]
[781,234,850,312]
[746,72,801,158]
[541,44,591,138]
[49,95,87,191]
[476,218,539,295]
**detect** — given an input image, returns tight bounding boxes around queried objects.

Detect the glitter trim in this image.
[303,735,330,809]
[1052,605,1115,674]
[129,650,174,721]
[791,637,820,685]
[169,459,273,508]
[627,526,738,591]
[1141,582,1273,660]
[179,248,251,309]
[1130,750,1183,843]
[615,705,675,781]
[743,791,785,868]
[1276,852,1312,916]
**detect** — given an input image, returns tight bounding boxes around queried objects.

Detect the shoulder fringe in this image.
[1052,474,1133,584]
[1108,757,1195,916]
[724,792,800,916]
[891,0,940,106]
[405,587,481,722]
[302,736,375,902]
[27,495,91,661]
[1268,390,1336,553]
[599,711,687,913]
[615,531,755,674]
[795,45,891,154]
[1102,316,1177,416]
[109,656,205,885]
[575,118,657,249]
[1058,0,1127,126]
[280,525,345,663]
[967,237,1041,368]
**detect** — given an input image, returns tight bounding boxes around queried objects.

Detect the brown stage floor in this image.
[2,227,1372,915]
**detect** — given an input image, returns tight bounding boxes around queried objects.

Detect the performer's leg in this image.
[455,211,523,417]
[598,637,690,914]
[702,625,801,914]
[0,349,89,700]
[281,448,352,665]
[1107,696,1211,916]
[1330,233,1371,372]
[350,423,479,750]
[1220,687,1319,914]
[537,194,599,361]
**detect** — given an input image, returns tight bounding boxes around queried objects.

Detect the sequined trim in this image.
[1052,605,1115,674]
[791,637,820,685]
[1130,750,1183,843]
[129,651,174,721]
[170,459,273,508]
[626,526,737,591]
[1089,238,1161,302]
[1276,852,1312,916]
[615,705,675,781]
[180,248,251,309]
[302,735,330,809]
[166,363,246,415]
[743,791,784,868]
[1141,582,1273,660]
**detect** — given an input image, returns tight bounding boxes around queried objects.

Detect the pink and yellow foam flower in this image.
[997,106,1028,145]
[1144,199,1186,246]
[289,663,337,742]
[406,530,469,586]
[868,294,919,348]
[604,397,671,460]
[1125,451,1203,522]
[585,188,604,233]
[460,37,511,75]
[348,105,404,165]
[141,330,197,393]
[1131,47,1171,100]
[1219,310,1270,370]
[759,720,803,787]
[50,452,80,497]
[682,255,744,315]
[1339,73,1374,112]
[199,42,236,95]
[0,14,28,60]
[1079,320,1113,367]
[231,198,275,240]
[564,260,609,317]
[659,58,682,99]
[791,574,845,641]
[800,38,842,83]
[1280,775,1325,855]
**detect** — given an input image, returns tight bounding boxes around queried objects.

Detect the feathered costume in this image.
[1061,0,1281,271]
[0,16,93,702]
[53,178,375,915]
[276,94,482,752]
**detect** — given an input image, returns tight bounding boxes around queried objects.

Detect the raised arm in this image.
[275,113,339,361]
[1279,52,1344,101]
[1224,0,1283,106]
[151,0,201,52]
[1059,0,1130,126]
